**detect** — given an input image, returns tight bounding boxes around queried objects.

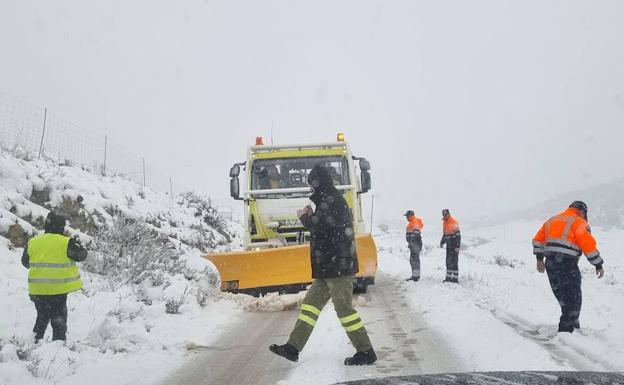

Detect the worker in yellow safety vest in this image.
[21,212,87,342]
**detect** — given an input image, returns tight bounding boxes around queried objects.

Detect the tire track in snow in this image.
[476,304,611,371]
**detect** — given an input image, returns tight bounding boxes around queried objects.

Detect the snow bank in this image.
[0,149,245,384]
[376,221,624,372]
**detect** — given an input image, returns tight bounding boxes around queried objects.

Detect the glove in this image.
[596,264,604,278]
[536,260,545,273]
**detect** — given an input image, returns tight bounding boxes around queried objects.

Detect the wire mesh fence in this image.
[0,91,190,197]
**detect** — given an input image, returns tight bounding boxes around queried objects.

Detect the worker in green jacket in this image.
[21,212,87,342]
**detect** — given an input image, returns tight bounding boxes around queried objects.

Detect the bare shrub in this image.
[107,301,143,322]
[83,217,185,288]
[9,334,34,361]
[493,255,516,268]
[177,192,232,244]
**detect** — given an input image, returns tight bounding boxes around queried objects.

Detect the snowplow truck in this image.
[204,133,377,296]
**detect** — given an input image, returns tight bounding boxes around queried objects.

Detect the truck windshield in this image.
[251,156,350,190]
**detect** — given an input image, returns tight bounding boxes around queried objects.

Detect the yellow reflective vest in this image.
[27,233,83,295]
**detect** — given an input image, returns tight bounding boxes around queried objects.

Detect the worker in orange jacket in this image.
[404,210,424,281]
[532,201,605,333]
[440,209,461,283]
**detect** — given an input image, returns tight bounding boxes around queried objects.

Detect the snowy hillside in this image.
[0,149,248,384]
[474,179,624,229]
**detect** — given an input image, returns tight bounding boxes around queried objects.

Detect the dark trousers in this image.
[30,294,68,341]
[545,256,582,332]
[288,276,372,353]
[409,243,422,278]
[445,247,459,282]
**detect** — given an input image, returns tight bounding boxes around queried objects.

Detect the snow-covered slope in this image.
[0,150,238,251]
[0,149,246,384]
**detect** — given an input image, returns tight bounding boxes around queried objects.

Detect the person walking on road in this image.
[404,210,424,281]
[270,165,377,366]
[21,212,88,342]
[440,209,461,283]
[532,201,605,333]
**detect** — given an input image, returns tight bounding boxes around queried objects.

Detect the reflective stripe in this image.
[543,246,580,256]
[587,255,603,265]
[551,239,580,249]
[547,240,581,252]
[561,216,575,241]
[545,215,576,244]
[29,262,76,268]
[533,247,544,254]
[586,250,600,259]
[344,321,365,332]
[298,314,316,327]
[532,240,545,247]
[28,275,81,284]
[340,312,361,324]
[301,304,321,316]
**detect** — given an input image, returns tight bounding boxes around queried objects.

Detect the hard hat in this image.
[403,210,415,217]
[442,209,450,216]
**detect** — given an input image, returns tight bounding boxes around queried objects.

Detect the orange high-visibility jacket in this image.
[406,216,424,244]
[443,217,460,236]
[441,216,461,248]
[406,216,424,234]
[532,208,603,267]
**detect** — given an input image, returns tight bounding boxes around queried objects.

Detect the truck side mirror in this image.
[361,170,371,193]
[230,177,242,200]
[230,164,240,177]
[359,158,371,171]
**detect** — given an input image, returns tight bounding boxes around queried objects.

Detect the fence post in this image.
[38,107,47,159]
[103,134,107,175]
[142,157,146,188]
[169,177,173,199]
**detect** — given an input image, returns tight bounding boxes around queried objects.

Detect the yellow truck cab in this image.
[205,133,377,296]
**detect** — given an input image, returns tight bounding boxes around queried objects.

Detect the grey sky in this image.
[1,0,623,226]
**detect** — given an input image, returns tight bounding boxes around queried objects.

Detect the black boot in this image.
[269,343,299,362]
[558,321,574,333]
[344,349,377,366]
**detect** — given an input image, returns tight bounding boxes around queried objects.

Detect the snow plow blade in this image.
[204,234,377,295]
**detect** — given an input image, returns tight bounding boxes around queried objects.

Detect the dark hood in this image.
[308,165,337,204]
[44,212,66,235]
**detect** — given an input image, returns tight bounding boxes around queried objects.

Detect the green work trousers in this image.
[287,275,373,352]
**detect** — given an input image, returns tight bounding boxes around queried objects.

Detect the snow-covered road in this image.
[161,225,623,385]
[162,273,461,385]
